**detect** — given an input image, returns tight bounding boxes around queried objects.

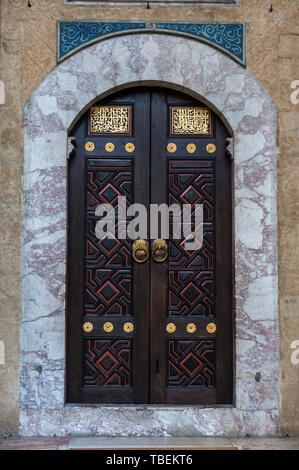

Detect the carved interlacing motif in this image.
[169,270,215,317]
[168,160,215,271]
[166,158,216,386]
[89,105,132,134]
[84,339,132,387]
[168,339,216,387]
[85,159,133,316]
[170,107,211,135]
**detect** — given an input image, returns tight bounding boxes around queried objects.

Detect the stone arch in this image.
[67,80,234,136]
[20,33,278,437]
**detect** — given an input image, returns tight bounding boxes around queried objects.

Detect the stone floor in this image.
[0,436,299,450]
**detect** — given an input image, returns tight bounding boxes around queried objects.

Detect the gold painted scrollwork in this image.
[171,106,211,135]
[89,105,131,134]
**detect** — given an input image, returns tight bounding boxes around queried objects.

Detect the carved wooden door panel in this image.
[67,87,233,405]
[149,90,233,404]
[67,90,151,403]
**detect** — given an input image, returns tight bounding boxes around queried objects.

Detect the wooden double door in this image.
[67,87,233,405]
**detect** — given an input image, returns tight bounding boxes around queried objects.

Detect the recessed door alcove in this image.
[20,33,278,436]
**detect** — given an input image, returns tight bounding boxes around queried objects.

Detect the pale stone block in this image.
[235,199,263,250]
[235,378,279,410]
[57,73,77,91]
[24,131,68,172]
[0,81,4,105]
[243,276,278,322]
[0,341,4,365]
[234,131,266,164]
[36,95,58,116]
[22,274,63,322]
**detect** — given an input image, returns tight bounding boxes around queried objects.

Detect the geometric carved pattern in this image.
[170,107,211,136]
[85,159,133,316]
[169,231,214,269]
[86,222,132,268]
[168,160,214,218]
[84,339,132,386]
[87,159,133,214]
[85,269,131,316]
[168,160,215,270]
[167,158,216,388]
[168,339,216,387]
[168,270,214,316]
[89,106,132,135]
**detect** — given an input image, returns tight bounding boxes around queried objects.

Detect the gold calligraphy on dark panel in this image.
[89,105,132,135]
[170,106,211,136]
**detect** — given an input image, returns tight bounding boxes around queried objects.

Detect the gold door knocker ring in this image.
[132,239,149,264]
[152,239,168,263]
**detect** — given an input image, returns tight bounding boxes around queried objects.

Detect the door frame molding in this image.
[20,33,279,436]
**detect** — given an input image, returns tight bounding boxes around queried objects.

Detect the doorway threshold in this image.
[68,436,236,450]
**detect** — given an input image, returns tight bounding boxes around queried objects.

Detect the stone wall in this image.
[0,0,298,435]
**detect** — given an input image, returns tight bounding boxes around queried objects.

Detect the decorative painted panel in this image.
[167,339,216,387]
[170,107,212,136]
[89,105,132,135]
[58,21,245,66]
[84,339,132,386]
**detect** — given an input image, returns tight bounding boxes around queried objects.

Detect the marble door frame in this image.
[20,33,278,436]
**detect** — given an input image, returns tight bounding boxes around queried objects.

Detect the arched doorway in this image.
[20,34,278,436]
[66,86,233,405]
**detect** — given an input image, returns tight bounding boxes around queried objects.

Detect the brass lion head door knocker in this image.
[152,239,168,263]
[132,239,149,263]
